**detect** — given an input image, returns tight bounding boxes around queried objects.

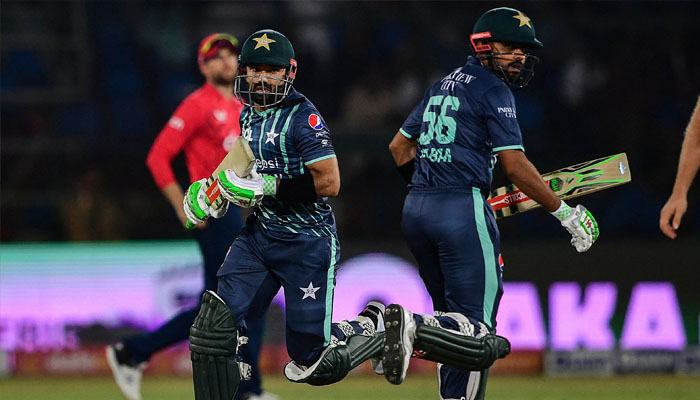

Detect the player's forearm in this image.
[310,170,340,197]
[389,131,417,166]
[303,157,339,198]
[162,182,186,211]
[671,100,700,196]
[499,150,560,212]
[672,146,700,196]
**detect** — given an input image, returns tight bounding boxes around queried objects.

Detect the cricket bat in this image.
[186,136,256,229]
[488,153,631,219]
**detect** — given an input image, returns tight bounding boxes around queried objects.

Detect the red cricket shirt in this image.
[146,82,243,190]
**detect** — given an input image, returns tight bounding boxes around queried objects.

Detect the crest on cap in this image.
[252,33,276,51]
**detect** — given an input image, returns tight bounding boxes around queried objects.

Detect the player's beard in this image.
[505,61,524,80]
[251,82,282,106]
[493,57,523,80]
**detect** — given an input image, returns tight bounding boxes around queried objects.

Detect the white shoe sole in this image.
[382,304,414,385]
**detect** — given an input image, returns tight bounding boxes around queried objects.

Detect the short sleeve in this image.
[480,85,524,153]
[294,111,336,166]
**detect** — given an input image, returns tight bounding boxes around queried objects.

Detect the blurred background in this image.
[1,0,699,396]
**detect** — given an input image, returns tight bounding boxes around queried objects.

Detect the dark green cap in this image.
[473,7,543,48]
[239,29,295,67]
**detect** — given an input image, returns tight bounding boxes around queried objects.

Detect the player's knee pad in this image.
[413,324,510,371]
[189,290,241,400]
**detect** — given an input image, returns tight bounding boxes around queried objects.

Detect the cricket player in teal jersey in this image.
[385,8,600,400]
[183,30,385,400]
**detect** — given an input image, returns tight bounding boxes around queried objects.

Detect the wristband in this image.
[262,175,277,196]
[551,201,572,222]
[277,171,317,202]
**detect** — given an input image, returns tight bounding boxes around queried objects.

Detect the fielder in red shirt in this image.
[106,33,276,400]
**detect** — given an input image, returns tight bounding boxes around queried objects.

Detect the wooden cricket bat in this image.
[488,153,631,219]
[186,136,256,229]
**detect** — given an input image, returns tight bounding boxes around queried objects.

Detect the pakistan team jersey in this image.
[400,56,524,192]
[240,88,337,237]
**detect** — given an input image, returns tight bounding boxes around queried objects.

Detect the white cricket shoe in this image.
[382,303,416,385]
[106,343,146,400]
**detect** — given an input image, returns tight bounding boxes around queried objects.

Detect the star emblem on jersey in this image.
[512,11,532,28]
[265,130,280,145]
[253,33,276,51]
[300,282,320,300]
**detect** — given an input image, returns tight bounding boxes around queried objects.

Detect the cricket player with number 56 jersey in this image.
[385,8,600,399]
[183,30,386,400]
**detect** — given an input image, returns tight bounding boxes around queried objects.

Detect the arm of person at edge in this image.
[660,95,700,239]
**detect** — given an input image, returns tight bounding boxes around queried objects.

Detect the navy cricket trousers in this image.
[401,187,503,327]
[402,187,504,400]
[217,217,340,367]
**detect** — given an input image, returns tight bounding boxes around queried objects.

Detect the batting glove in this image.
[183,178,213,225]
[552,202,599,252]
[217,169,276,208]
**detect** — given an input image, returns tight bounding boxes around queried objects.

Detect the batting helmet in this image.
[234,29,297,108]
[470,7,542,90]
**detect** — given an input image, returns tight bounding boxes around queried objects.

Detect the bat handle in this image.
[186,220,195,230]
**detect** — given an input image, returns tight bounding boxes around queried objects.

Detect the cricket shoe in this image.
[382,303,416,385]
[106,343,146,400]
[360,301,386,374]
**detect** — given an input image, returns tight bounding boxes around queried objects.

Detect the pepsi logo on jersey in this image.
[255,158,282,170]
[308,114,324,130]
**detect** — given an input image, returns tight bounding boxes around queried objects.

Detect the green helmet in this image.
[235,29,298,108]
[472,7,542,49]
[238,29,296,68]
[469,7,542,90]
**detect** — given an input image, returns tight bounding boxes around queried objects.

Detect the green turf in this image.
[1,374,699,400]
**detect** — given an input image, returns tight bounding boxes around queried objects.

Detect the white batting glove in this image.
[217,169,276,208]
[552,202,599,252]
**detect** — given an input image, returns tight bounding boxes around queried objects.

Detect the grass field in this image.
[2,374,700,400]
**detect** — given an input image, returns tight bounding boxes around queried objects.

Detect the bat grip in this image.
[186,220,195,230]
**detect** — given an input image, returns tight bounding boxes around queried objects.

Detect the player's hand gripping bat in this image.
[185,137,256,229]
[488,153,631,219]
